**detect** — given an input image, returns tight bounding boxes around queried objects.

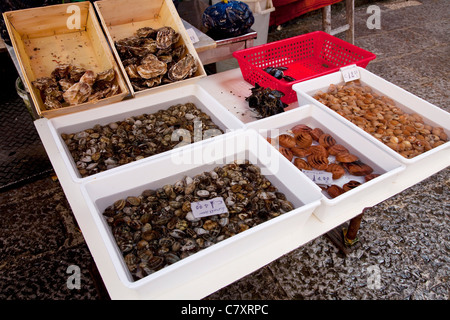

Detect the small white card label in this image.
[340,64,360,82]
[191,197,229,219]
[186,28,199,44]
[302,170,333,185]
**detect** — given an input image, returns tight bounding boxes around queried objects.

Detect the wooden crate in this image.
[3,1,129,118]
[94,0,206,98]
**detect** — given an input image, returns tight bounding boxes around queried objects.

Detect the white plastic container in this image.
[246,104,405,223]
[293,68,450,192]
[80,130,322,296]
[45,83,245,183]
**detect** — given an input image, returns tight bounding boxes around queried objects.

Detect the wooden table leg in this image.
[343,212,363,246]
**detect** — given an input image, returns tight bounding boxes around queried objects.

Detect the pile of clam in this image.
[102,161,295,280]
[61,103,223,177]
[115,26,197,91]
[313,81,448,159]
[270,124,378,199]
[32,64,119,110]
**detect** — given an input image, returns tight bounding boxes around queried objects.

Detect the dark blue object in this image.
[202,0,254,39]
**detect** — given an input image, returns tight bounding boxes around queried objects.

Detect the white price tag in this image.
[191,197,229,219]
[186,28,199,44]
[340,64,360,82]
[302,170,333,185]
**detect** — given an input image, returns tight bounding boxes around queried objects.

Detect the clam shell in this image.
[294,132,313,148]
[294,158,312,170]
[325,163,346,179]
[290,146,311,158]
[343,160,374,176]
[291,124,312,135]
[318,133,336,148]
[310,127,324,141]
[308,145,329,157]
[326,184,345,198]
[328,144,349,156]
[307,154,329,170]
[343,180,362,192]
[335,152,359,163]
[278,134,296,148]
[279,146,294,161]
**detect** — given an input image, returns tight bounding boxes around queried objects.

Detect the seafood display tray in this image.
[94,0,206,98]
[45,83,245,183]
[292,67,450,187]
[33,68,450,299]
[79,130,322,295]
[3,2,129,118]
[246,104,405,223]
[233,31,376,104]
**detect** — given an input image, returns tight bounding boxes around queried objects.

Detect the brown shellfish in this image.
[308,145,329,157]
[335,152,359,163]
[294,158,312,170]
[326,184,345,198]
[343,161,374,176]
[279,146,294,162]
[325,163,345,179]
[290,146,312,158]
[294,132,313,148]
[291,124,312,135]
[310,127,324,141]
[318,133,336,148]
[278,134,297,149]
[307,154,329,170]
[343,180,361,192]
[328,144,349,156]
[365,173,380,182]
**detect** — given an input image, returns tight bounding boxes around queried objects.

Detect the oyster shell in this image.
[137,55,167,79]
[137,26,157,38]
[156,26,180,50]
[167,53,197,81]
[96,68,115,82]
[63,81,92,105]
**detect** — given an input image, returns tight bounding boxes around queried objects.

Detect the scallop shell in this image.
[308,145,329,158]
[307,154,329,170]
[294,158,312,170]
[291,124,312,135]
[335,152,359,163]
[318,133,336,148]
[279,146,294,162]
[326,184,345,198]
[328,144,349,156]
[278,134,297,149]
[343,161,374,176]
[343,180,361,192]
[326,163,345,179]
[290,146,312,158]
[310,127,324,141]
[294,132,313,148]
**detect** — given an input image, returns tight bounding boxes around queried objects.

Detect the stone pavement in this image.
[0,0,448,300]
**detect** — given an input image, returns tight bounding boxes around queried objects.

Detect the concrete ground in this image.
[0,0,448,300]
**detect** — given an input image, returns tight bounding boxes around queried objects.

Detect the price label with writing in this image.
[191,197,229,219]
[186,28,200,44]
[301,170,333,185]
[340,64,360,82]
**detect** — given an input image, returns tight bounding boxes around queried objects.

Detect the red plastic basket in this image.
[233,31,376,104]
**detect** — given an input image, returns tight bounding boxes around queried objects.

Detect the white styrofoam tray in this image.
[292,68,450,170]
[246,104,406,223]
[80,130,323,296]
[45,83,245,183]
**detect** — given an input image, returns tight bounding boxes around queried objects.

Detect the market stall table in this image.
[34,67,449,299]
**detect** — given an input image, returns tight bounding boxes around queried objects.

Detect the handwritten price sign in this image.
[340,64,361,82]
[191,197,229,219]
[301,170,333,185]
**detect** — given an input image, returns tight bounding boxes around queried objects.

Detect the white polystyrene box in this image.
[80,130,323,297]
[292,68,450,191]
[246,104,406,223]
[44,84,245,183]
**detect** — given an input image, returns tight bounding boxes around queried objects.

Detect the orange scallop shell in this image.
[307,154,329,170]
[279,146,294,162]
[294,132,313,148]
[291,124,312,135]
[325,163,345,179]
[290,146,312,158]
[343,161,374,176]
[294,158,312,170]
[318,133,336,148]
[328,144,349,156]
[335,152,359,163]
[327,184,345,198]
[278,134,296,149]
[343,180,361,192]
[310,127,324,141]
[308,145,329,157]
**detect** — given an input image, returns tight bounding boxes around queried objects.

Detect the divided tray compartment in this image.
[293,67,450,189]
[80,130,323,297]
[246,104,406,223]
[44,84,245,182]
